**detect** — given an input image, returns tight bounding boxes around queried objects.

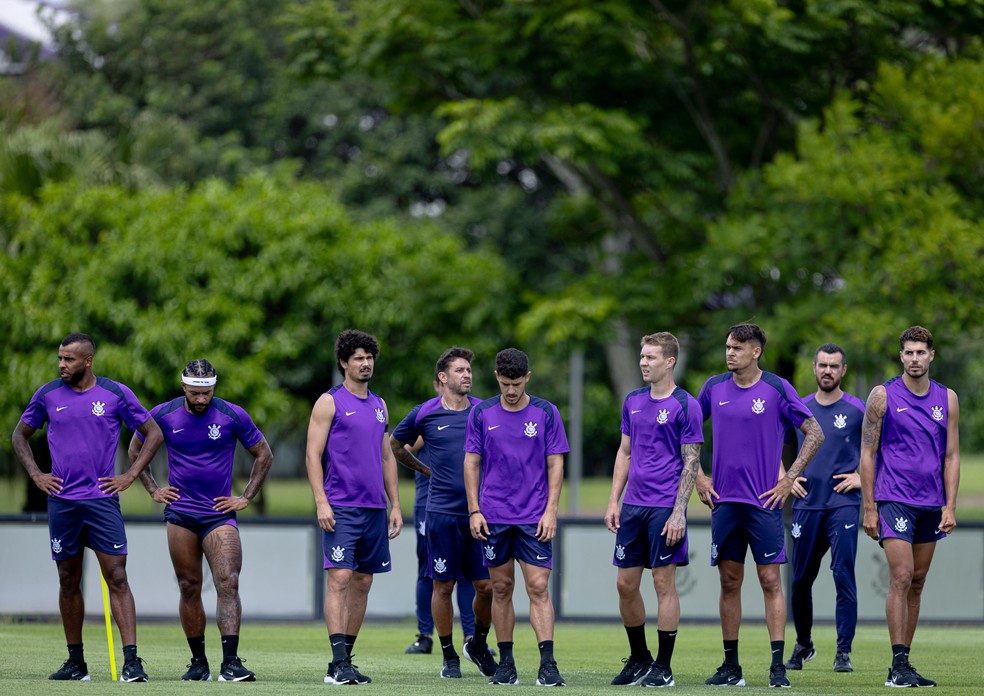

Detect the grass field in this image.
[0,620,981,693]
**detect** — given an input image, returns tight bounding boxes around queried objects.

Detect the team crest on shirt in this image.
[710,543,719,562]
[375,408,385,422]
[434,557,448,574]
[51,537,63,554]
[91,401,106,417]
[931,406,944,422]
[751,398,766,415]
[791,523,802,539]
[207,423,222,440]
[893,517,908,533]
[833,414,847,429]
[524,421,538,438]
[656,409,669,425]
[331,545,345,563]
[615,544,626,561]
[484,544,496,560]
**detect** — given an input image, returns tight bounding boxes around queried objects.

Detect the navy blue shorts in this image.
[877,501,946,545]
[48,496,127,560]
[322,506,392,573]
[613,504,689,568]
[483,523,552,569]
[414,506,431,579]
[710,502,786,565]
[789,506,859,583]
[426,511,490,582]
[164,507,237,541]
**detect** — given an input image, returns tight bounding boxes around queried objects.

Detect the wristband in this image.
[469,510,481,517]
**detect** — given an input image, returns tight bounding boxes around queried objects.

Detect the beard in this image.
[61,367,86,386]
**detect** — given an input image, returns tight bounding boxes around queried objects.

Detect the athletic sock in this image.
[440,634,458,660]
[771,640,785,668]
[723,639,739,666]
[67,643,84,664]
[329,633,348,663]
[498,641,514,663]
[655,629,677,668]
[187,636,206,659]
[221,634,239,661]
[625,623,649,661]
[892,644,908,668]
[122,645,137,664]
[345,634,357,656]
[471,621,491,651]
[538,640,555,665]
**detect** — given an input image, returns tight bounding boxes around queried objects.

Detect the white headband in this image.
[181,374,217,387]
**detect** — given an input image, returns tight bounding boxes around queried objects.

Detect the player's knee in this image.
[473,579,493,599]
[525,576,549,600]
[215,570,240,596]
[433,580,455,599]
[909,572,928,596]
[491,575,514,599]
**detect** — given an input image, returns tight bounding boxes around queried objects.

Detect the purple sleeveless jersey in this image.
[321,384,388,508]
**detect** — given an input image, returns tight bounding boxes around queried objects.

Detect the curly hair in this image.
[335,329,380,375]
[495,348,529,379]
[899,326,933,350]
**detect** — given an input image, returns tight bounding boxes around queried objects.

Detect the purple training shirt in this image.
[320,384,388,509]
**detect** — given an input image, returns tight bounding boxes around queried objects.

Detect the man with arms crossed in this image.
[12,332,164,682]
[305,329,402,686]
[860,326,959,688]
[130,359,273,682]
[605,332,702,687]
[390,347,497,679]
[465,348,569,686]
[785,344,864,674]
[696,324,824,688]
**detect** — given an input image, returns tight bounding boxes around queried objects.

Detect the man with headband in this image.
[130,359,273,682]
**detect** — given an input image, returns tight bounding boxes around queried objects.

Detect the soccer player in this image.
[605,332,702,687]
[305,329,402,685]
[785,344,863,674]
[390,347,497,679]
[695,324,824,688]
[465,348,569,687]
[860,326,960,688]
[129,359,273,682]
[11,332,164,682]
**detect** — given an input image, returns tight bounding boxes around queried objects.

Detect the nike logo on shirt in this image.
[172,428,185,433]
[718,401,730,406]
[345,411,357,416]
[630,409,642,414]
[845,524,856,529]
[488,425,501,430]
[56,406,69,412]
[437,425,450,431]
[896,407,908,412]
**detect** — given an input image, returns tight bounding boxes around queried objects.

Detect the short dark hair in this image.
[495,348,529,379]
[60,332,95,355]
[183,358,217,379]
[641,332,680,361]
[435,346,474,380]
[900,325,933,350]
[335,329,380,375]
[814,343,846,362]
[728,323,766,350]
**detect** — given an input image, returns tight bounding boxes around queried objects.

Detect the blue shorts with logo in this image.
[48,496,127,560]
[483,523,552,569]
[613,504,689,568]
[322,506,391,573]
[710,502,786,565]
[164,507,238,541]
[414,505,431,580]
[877,501,946,545]
[426,511,490,582]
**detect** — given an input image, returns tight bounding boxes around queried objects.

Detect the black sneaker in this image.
[441,656,462,679]
[536,659,566,687]
[785,642,816,670]
[611,654,653,685]
[49,659,90,681]
[833,651,853,673]
[219,656,256,682]
[908,662,936,687]
[405,633,433,654]
[463,638,498,677]
[640,663,675,687]
[120,657,149,682]
[489,659,519,685]
[329,658,359,685]
[888,662,919,688]
[181,656,211,681]
[705,662,745,686]
[769,663,791,688]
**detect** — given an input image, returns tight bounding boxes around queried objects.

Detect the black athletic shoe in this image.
[405,634,433,654]
[219,656,256,682]
[888,662,921,687]
[328,658,359,685]
[785,642,816,670]
[769,663,791,688]
[640,663,675,688]
[908,662,936,687]
[181,656,211,681]
[705,662,745,687]
[536,659,566,687]
[463,638,498,677]
[441,656,462,679]
[610,654,653,685]
[833,651,853,673]
[49,659,90,681]
[489,659,520,685]
[119,657,149,682]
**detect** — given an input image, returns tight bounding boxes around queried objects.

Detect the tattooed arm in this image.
[388,435,431,477]
[759,416,824,510]
[860,385,886,540]
[664,442,701,546]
